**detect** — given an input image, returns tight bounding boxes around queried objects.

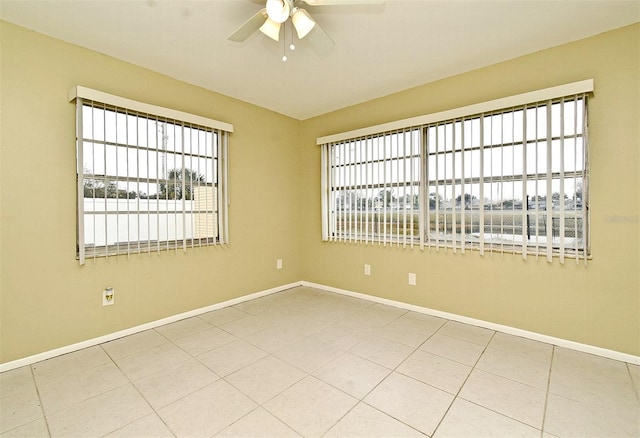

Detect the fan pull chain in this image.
[290,19,296,51]
[282,21,288,61]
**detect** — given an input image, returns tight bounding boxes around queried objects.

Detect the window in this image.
[425,97,588,261]
[321,129,421,247]
[70,87,233,264]
[319,81,591,263]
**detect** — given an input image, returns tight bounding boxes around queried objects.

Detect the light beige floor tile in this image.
[397,350,472,395]
[488,332,553,364]
[374,316,439,348]
[232,295,284,315]
[113,342,190,381]
[350,336,414,369]
[158,380,256,437]
[6,287,638,438]
[219,315,269,338]
[0,367,35,400]
[544,392,640,438]
[437,320,495,346]
[340,304,407,331]
[549,347,637,406]
[264,376,358,437]
[46,384,152,437]
[397,311,447,331]
[199,306,250,326]
[459,369,546,428]
[243,326,307,354]
[629,363,640,400]
[196,339,268,377]
[0,385,43,434]
[102,330,168,360]
[319,294,375,314]
[280,311,337,337]
[37,362,128,414]
[420,333,485,366]
[313,352,391,399]
[375,312,446,348]
[31,346,111,386]
[171,326,236,356]
[325,402,425,437]
[361,303,407,323]
[0,418,49,437]
[476,347,550,390]
[133,359,219,409]
[364,372,454,436]
[433,398,539,438]
[104,413,173,438]
[215,408,300,437]
[225,355,306,404]
[259,308,311,334]
[311,325,373,351]
[155,317,212,341]
[274,338,342,373]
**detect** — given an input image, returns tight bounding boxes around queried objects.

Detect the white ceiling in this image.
[1,0,638,120]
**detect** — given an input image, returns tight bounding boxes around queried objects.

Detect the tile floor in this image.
[1,286,639,437]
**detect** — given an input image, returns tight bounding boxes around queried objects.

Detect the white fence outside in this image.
[83,196,217,247]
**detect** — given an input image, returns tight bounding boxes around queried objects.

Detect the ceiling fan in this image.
[228,0,384,56]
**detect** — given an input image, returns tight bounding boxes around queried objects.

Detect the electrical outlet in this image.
[276,259,283,270]
[103,287,114,306]
[364,264,371,276]
[408,273,417,286]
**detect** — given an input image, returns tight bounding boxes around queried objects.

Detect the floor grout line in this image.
[539,344,556,437]
[29,365,52,438]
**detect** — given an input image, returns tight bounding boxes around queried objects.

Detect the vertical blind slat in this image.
[545,102,553,262]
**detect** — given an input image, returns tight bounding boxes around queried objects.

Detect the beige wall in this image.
[0,21,303,363]
[1,21,638,365]
[299,23,640,356]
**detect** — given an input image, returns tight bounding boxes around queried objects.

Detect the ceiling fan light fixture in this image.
[259,18,281,41]
[292,8,315,39]
[265,0,290,24]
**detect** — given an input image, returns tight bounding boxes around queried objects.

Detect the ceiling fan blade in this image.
[302,0,385,5]
[227,8,267,42]
[306,21,335,56]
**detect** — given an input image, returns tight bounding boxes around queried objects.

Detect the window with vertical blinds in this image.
[321,129,421,247]
[319,81,591,263]
[70,87,233,264]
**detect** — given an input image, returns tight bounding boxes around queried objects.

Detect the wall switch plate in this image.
[408,273,417,286]
[103,287,114,306]
[364,264,371,276]
[276,259,283,270]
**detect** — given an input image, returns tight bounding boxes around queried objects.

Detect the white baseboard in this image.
[0,281,303,373]
[2,279,638,372]
[302,281,640,366]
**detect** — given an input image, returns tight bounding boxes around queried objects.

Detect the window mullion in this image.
[76,99,86,265]
[521,107,528,260]
[545,102,553,262]
[559,99,566,263]
[451,122,457,254]
[103,105,109,259]
[479,115,485,256]
[581,96,589,265]
[460,119,466,254]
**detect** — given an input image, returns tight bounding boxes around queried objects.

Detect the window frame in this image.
[70,86,233,264]
[319,80,592,263]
